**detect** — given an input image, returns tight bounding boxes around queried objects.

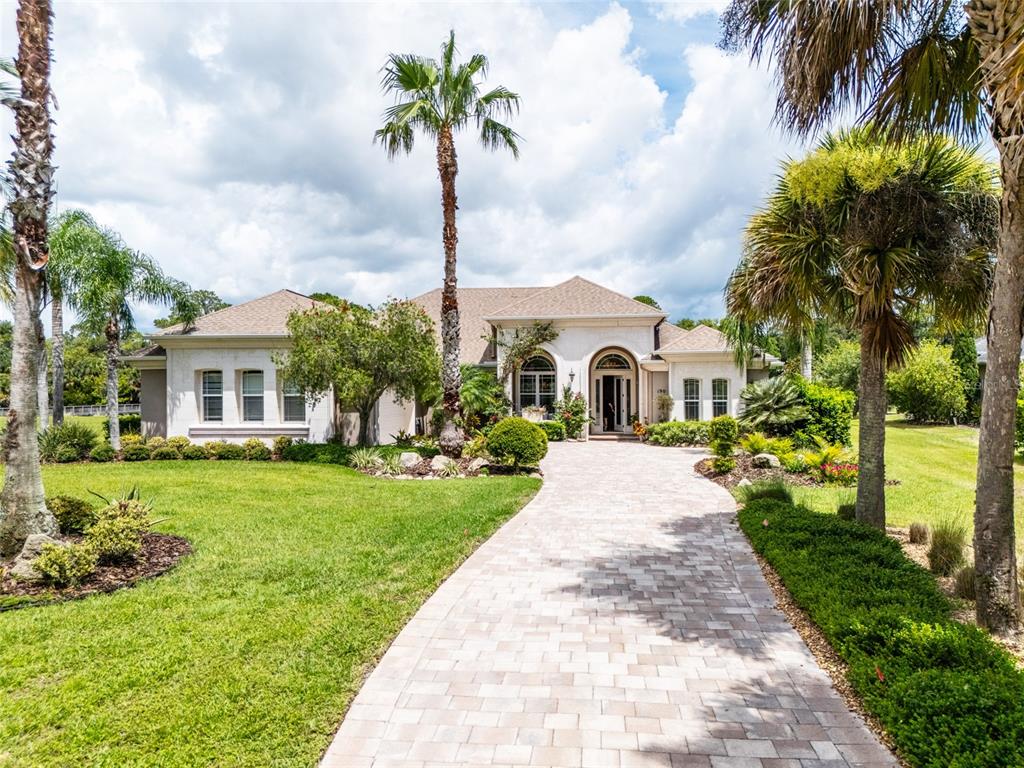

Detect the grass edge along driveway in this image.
[0,460,539,767]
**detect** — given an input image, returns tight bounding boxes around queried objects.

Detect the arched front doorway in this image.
[589,349,637,434]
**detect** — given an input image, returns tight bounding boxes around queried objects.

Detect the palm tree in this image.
[722,0,1024,634]
[727,129,996,529]
[375,31,521,457]
[63,227,195,450]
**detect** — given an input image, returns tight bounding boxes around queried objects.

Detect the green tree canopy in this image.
[278,300,440,446]
[632,295,661,310]
[154,290,229,328]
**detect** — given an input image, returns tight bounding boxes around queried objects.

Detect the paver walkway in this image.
[322,441,897,768]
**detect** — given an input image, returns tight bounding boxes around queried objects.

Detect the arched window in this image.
[519,355,556,414]
[595,353,631,370]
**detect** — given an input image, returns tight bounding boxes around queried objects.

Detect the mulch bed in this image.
[359,457,542,479]
[1,532,192,610]
[695,454,821,488]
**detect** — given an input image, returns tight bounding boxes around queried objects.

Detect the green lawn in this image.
[791,418,1024,553]
[0,414,106,435]
[0,461,539,767]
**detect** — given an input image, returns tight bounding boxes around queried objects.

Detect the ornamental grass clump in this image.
[735,479,793,505]
[928,517,968,576]
[909,522,930,545]
[348,447,382,471]
[954,565,977,600]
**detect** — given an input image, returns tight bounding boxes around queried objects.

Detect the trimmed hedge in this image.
[102,413,142,436]
[646,420,709,446]
[739,500,1024,767]
[795,378,855,446]
[537,421,566,442]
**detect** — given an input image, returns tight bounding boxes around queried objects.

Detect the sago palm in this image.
[0,1,58,557]
[375,31,520,457]
[738,377,808,435]
[727,129,997,531]
[721,0,1024,636]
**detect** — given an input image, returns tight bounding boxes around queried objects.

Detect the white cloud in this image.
[653,1,730,23]
[0,1,802,327]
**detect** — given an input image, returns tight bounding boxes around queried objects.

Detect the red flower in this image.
[875,666,885,682]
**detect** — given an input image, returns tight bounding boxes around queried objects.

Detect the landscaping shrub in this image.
[708,415,738,473]
[436,458,461,478]
[739,377,808,435]
[272,435,293,458]
[739,432,771,455]
[655,392,674,422]
[537,420,566,442]
[954,565,977,600]
[1017,396,1024,458]
[797,379,854,446]
[120,433,145,447]
[166,436,191,454]
[928,517,968,576]
[836,502,857,521]
[486,417,547,468]
[281,442,351,465]
[738,500,1024,768]
[646,420,709,446]
[150,446,181,461]
[86,516,145,563]
[32,542,98,587]
[102,413,142,436]
[554,386,589,439]
[815,339,860,399]
[243,437,272,461]
[378,453,402,476]
[735,479,793,505]
[38,422,98,462]
[146,436,168,451]
[89,443,116,463]
[206,441,245,460]
[47,495,98,534]
[120,443,150,462]
[348,447,382,471]
[909,522,930,545]
[887,341,967,423]
[182,444,207,460]
[820,461,859,486]
[461,434,489,459]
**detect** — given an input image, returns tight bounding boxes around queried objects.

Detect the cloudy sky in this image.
[1,1,807,328]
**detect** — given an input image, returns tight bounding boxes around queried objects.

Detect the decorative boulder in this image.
[399,452,420,468]
[429,455,450,472]
[752,453,781,469]
[737,478,753,487]
[7,533,61,582]
[467,458,487,473]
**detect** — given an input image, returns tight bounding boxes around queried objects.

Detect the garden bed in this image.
[694,454,822,488]
[1,531,192,610]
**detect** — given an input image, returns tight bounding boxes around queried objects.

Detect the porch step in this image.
[588,434,640,442]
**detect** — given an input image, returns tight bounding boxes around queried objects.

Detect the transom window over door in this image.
[241,370,264,422]
[282,380,306,422]
[202,371,223,422]
[712,378,729,417]
[595,353,631,370]
[519,356,556,414]
[683,378,700,421]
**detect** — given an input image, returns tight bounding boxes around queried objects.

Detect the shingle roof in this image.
[485,276,666,320]
[657,324,731,354]
[411,286,541,365]
[154,290,329,337]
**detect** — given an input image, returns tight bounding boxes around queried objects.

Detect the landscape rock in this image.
[737,478,753,487]
[7,534,61,582]
[399,452,421,468]
[429,455,450,472]
[467,458,487,473]
[752,453,781,469]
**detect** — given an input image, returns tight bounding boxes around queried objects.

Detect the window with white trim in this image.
[518,356,556,414]
[712,378,729,417]
[282,380,306,422]
[241,370,264,422]
[201,371,223,422]
[683,378,700,421]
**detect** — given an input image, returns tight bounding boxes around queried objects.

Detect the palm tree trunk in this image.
[0,0,57,557]
[36,322,48,427]
[51,296,63,425]
[856,327,886,529]
[967,0,1023,634]
[105,316,121,450]
[436,125,463,458]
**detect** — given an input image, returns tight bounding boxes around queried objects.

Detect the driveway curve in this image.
[323,441,897,768]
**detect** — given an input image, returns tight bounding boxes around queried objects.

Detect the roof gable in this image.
[154,289,329,337]
[485,276,666,321]
[657,324,731,354]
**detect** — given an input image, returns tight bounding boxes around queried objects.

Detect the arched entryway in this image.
[589,348,638,434]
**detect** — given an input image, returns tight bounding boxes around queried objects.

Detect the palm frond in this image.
[373,120,416,159]
[479,117,521,158]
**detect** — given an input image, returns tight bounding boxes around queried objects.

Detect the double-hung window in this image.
[202,371,223,422]
[712,378,729,417]
[241,370,264,422]
[282,380,306,422]
[683,378,700,421]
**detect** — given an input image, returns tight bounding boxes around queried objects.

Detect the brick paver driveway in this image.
[323,441,896,768]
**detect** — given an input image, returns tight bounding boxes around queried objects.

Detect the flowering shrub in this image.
[554,386,590,439]
[821,462,859,486]
[632,420,648,441]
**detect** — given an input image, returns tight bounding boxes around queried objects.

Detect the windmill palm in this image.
[0,1,58,558]
[727,129,996,530]
[375,31,521,457]
[722,0,1024,633]
[62,228,195,450]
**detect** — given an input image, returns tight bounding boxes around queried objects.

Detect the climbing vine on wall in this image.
[496,322,559,382]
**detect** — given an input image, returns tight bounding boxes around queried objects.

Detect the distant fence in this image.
[0,404,141,418]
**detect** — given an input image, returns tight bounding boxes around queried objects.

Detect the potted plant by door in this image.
[522,405,547,423]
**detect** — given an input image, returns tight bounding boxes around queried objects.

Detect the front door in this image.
[597,374,631,432]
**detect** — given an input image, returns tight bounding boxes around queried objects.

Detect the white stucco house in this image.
[127,277,774,444]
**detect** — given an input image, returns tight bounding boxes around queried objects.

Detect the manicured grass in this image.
[739,500,1024,768]
[0,414,106,435]
[0,461,539,767]
[791,418,1024,553]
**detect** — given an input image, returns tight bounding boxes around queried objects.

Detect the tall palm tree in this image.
[721,0,1024,634]
[727,129,996,529]
[0,0,57,557]
[63,227,195,450]
[374,31,521,457]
